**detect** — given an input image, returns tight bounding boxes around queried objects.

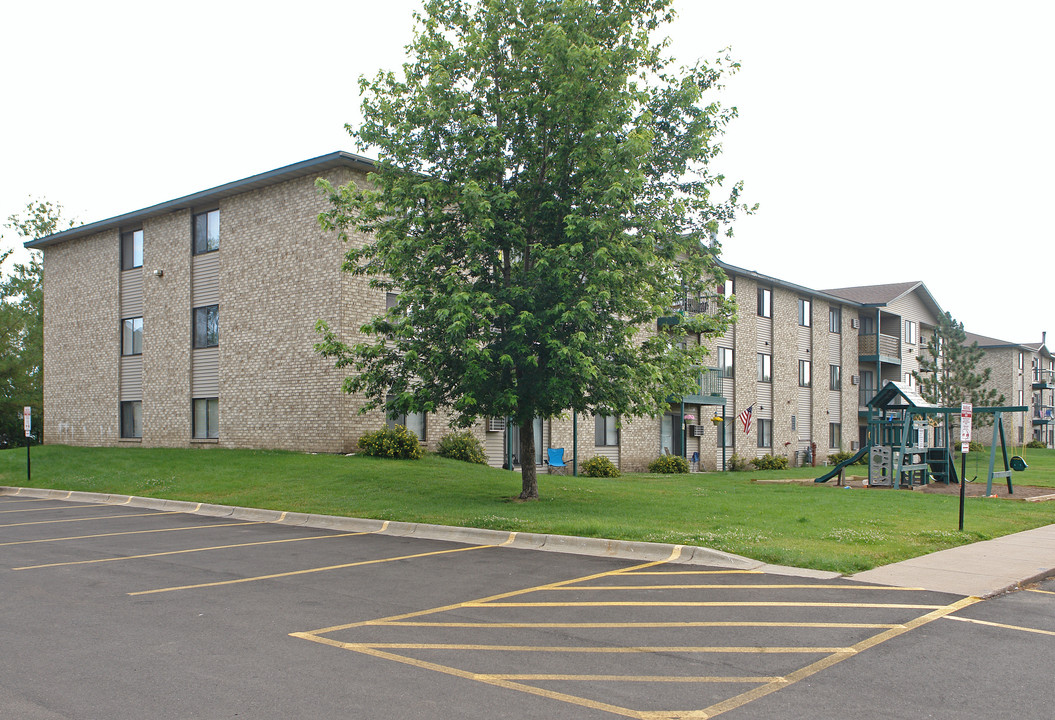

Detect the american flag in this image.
[738,405,753,434]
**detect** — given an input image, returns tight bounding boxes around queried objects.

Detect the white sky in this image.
[2,0,1051,343]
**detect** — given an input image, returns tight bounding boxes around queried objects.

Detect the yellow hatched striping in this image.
[464,601,943,610]
[376,621,903,629]
[337,643,853,654]
[0,521,264,547]
[551,584,925,591]
[942,614,1055,637]
[0,511,182,528]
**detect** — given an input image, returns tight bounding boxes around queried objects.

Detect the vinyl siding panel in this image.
[120,268,143,318]
[191,346,219,397]
[119,355,142,401]
[191,252,220,307]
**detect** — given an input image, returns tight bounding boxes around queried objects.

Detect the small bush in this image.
[582,456,620,477]
[750,454,788,471]
[437,430,488,464]
[970,441,983,453]
[727,452,748,471]
[357,425,423,459]
[827,450,866,466]
[1026,439,1046,450]
[648,455,690,474]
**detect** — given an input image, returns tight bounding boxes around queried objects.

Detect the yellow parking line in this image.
[623,570,763,575]
[0,522,264,547]
[1026,588,1055,596]
[554,584,925,592]
[0,498,52,504]
[377,621,903,629]
[13,531,372,570]
[486,674,783,683]
[291,635,646,719]
[301,548,685,636]
[339,643,853,654]
[694,596,982,719]
[0,511,182,528]
[942,615,1055,637]
[465,601,943,610]
[129,536,516,596]
[0,503,128,515]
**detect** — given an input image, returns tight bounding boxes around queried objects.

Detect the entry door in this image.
[660,414,683,457]
[510,418,544,466]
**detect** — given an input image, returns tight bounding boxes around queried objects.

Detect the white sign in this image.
[23,406,31,438]
[960,402,972,453]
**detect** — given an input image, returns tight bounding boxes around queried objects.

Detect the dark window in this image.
[385,394,426,441]
[829,307,841,333]
[830,364,841,391]
[798,298,811,327]
[757,288,772,318]
[718,416,733,448]
[193,305,219,348]
[386,292,399,310]
[121,229,143,270]
[193,209,220,255]
[120,400,142,438]
[192,398,219,439]
[121,317,143,356]
[799,360,811,387]
[718,347,733,378]
[829,422,841,449]
[757,419,772,448]
[595,415,619,446]
[757,353,771,383]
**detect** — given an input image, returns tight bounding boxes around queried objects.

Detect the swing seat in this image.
[1010,456,1028,472]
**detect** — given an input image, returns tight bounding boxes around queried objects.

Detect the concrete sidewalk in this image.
[851,523,1055,598]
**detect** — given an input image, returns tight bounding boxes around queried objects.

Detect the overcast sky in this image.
[2,1,1051,344]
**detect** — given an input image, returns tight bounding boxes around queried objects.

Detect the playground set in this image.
[815,381,1029,494]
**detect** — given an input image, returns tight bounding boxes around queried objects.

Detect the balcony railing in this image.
[1034,406,1054,423]
[699,367,723,397]
[859,387,878,407]
[1033,369,1055,387]
[858,332,901,360]
[671,294,725,317]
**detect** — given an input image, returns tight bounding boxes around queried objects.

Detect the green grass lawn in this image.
[2,444,1053,574]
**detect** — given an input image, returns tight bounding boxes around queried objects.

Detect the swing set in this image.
[816,381,1029,493]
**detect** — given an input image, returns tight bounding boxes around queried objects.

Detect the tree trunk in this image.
[519,420,538,500]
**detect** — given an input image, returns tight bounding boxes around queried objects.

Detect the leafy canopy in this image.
[315,0,751,496]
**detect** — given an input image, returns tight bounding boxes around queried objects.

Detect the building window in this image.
[757,419,772,448]
[386,292,399,310]
[860,316,875,335]
[719,278,734,296]
[757,353,772,383]
[757,288,772,318]
[905,320,917,345]
[718,416,733,448]
[193,209,220,255]
[121,317,143,356]
[718,347,734,378]
[193,305,219,348]
[121,229,143,270]
[798,298,811,327]
[904,372,915,388]
[1019,352,1025,371]
[829,422,841,449]
[830,364,841,391]
[192,398,219,439]
[595,415,619,446]
[799,360,811,387]
[120,400,142,439]
[386,395,427,441]
[829,307,841,333]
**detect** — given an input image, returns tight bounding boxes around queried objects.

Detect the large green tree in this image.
[315,0,750,498]
[1,198,75,446]
[912,311,1004,424]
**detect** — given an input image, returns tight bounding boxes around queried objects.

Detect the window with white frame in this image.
[829,422,841,449]
[829,307,841,333]
[757,419,772,448]
[799,360,811,387]
[192,209,219,255]
[830,364,841,391]
[121,229,143,270]
[121,317,143,356]
[905,320,917,345]
[192,397,218,439]
[120,400,142,439]
[757,288,772,318]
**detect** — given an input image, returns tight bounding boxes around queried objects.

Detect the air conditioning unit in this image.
[851,375,860,386]
[692,424,706,437]
[487,417,505,433]
[850,318,860,329]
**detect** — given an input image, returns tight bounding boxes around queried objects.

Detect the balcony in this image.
[658,294,725,327]
[672,367,726,406]
[859,387,878,411]
[1034,406,1054,425]
[1033,369,1055,390]
[858,332,901,364]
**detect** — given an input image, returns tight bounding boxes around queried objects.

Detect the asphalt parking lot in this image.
[2,493,1053,719]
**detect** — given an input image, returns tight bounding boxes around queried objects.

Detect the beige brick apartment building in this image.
[27,153,1050,471]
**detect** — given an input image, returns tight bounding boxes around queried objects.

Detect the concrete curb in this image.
[0,485,838,579]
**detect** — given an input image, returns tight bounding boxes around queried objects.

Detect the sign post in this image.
[959,402,972,530]
[23,406,32,483]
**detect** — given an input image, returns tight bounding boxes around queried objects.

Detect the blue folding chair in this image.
[690,451,700,472]
[547,448,566,468]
